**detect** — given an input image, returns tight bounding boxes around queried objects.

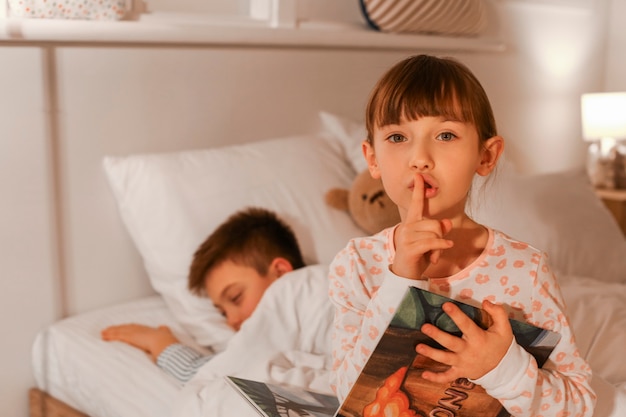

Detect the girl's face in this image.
[364,116,502,223]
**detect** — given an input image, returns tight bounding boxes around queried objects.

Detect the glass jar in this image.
[614,141,626,189]
[587,141,616,189]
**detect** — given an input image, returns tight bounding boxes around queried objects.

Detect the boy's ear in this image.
[476,135,504,176]
[270,257,294,279]
[362,141,381,179]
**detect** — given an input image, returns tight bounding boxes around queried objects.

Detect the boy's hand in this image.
[101,323,180,362]
[391,173,453,280]
[416,300,514,382]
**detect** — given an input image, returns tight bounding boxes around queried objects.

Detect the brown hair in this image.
[365,54,497,146]
[188,207,305,296]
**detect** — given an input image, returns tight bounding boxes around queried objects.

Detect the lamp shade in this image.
[580,92,626,141]
[581,92,626,142]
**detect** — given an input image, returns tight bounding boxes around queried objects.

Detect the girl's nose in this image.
[410,141,433,170]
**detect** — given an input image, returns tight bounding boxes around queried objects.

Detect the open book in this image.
[227,286,561,417]
[226,375,339,417]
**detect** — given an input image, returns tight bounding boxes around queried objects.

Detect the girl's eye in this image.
[387,134,406,143]
[437,132,457,142]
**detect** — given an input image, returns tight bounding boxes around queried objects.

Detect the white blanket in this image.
[174,264,335,417]
[173,267,626,417]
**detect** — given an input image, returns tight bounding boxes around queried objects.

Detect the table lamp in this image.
[581,92,626,189]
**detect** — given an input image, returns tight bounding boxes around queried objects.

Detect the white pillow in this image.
[470,165,626,283]
[319,111,368,173]
[103,133,364,348]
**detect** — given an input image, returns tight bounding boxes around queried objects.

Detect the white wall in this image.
[1,1,624,416]
[604,0,626,91]
[471,0,609,173]
[0,48,59,416]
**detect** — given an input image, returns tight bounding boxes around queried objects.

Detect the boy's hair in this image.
[365,54,497,146]
[188,207,305,296]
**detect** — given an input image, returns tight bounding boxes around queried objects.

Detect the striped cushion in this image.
[359,0,488,36]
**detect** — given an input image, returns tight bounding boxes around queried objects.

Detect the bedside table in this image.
[596,188,626,236]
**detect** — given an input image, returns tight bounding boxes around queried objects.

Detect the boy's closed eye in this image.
[220,284,244,307]
[228,291,243,305]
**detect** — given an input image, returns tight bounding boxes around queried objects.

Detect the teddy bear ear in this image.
[325,188,350,211]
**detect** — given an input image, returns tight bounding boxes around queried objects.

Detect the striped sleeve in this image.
[156,343,213,384]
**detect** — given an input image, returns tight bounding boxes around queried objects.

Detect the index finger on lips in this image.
[405,172,425,222]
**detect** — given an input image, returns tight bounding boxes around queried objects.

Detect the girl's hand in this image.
[416,300,514,382]
[391,173,453,280]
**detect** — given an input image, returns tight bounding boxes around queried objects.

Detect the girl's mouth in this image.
[424,184,437,199]
[420,177,438,198]
[409,181,437,198]
[409,174,438,198]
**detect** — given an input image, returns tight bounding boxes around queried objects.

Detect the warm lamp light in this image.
[582,92,626,141]
[581,92,626,189]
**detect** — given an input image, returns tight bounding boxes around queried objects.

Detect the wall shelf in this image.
[0,16,506,52]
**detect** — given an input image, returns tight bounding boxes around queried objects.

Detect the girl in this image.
[328,55,595,417]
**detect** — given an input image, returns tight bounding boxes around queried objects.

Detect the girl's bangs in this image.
[374,81,473,129]
[366,55,496,143]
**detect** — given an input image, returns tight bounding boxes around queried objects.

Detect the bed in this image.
[29,109,626,417]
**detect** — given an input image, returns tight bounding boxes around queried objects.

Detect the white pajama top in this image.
[328,226,596,417]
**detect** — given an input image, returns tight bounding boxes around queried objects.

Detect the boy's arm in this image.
[101,323,213,384]
[101,324,179,361]
[156,344,213,384]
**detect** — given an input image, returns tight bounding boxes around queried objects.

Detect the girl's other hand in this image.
[391,173,453,280]
[415,300,514,382]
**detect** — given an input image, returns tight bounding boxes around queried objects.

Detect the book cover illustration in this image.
[335,286,561,417]
[226,375,340,417]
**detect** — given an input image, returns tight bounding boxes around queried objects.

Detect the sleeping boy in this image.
[101,207,306,383]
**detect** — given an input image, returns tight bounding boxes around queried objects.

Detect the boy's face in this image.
[204,259,280,331]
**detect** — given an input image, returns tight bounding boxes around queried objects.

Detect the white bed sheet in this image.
[31,296,208,417]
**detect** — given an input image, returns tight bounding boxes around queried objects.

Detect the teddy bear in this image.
[325,170,400,235]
